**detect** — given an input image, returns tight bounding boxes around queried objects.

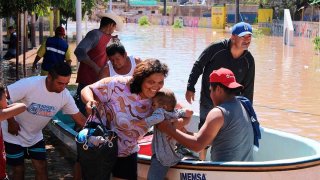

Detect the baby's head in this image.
[152,88,177,112]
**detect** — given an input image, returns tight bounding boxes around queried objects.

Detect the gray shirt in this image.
[145,108,185,166]
[74,29,103,62]
[211,98,254,162]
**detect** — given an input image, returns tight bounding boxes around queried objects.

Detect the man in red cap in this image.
[159,68,254,162]
[32,26,72,75]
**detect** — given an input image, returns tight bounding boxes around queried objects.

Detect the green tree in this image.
[52,0,105,22]
[0,0,50,18]
[310,0,320,5]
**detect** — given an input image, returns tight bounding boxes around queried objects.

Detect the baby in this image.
[145,88,193,180]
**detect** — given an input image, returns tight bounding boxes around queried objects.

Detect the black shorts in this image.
[112,152,137,180]
[4,139,46,166]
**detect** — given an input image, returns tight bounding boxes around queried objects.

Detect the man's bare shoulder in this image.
[98,64,111,79]
[206,108,224,125]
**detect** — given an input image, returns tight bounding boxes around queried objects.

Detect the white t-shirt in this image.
[1,76,79,147]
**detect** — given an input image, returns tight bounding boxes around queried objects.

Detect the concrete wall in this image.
[127,14,319,39]
[269,21,319,38]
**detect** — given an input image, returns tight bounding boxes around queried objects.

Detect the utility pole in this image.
[0,18,2,60]
[235,0,240,23]
[163,0,167,16]
[76,0,82,45]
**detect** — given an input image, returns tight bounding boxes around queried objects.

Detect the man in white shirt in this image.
[2,62,86,180]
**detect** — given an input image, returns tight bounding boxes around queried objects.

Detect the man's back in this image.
[211,98,254,161]
[42,37,69,71]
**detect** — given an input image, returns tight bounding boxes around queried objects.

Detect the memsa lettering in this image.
[180,173,206,180]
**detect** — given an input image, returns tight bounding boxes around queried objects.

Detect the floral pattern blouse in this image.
[91,76,152,157]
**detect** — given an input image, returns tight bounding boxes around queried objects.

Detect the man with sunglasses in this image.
[185,22,255,160]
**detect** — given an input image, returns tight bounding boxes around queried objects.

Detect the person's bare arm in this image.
[98,65,110,80]
[158,108,223,152]
[0,103,26,121]
[80,59,102,75]
[74,30,102,75]
[5,88,22,135]
[184,109,193,118]
[81,78,112,115]
[70,112,86,127]
[32,55,42,71]
[173,108,193,130]
[65,47,72,66]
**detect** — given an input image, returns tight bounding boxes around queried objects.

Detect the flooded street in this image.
[112,23,320,141]
[0,22,319,179]
[2,23,320,141]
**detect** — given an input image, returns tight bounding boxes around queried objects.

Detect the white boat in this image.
[48,112,320,180]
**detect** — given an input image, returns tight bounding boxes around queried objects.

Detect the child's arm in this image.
[173,108,193,130]
[145,108,165,127]
[0,103,26,121]
[183,109,193,118]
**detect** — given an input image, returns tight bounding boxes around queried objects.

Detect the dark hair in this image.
[48,62,72,79]
[0,83,5,100]
[55,26,65,36]
[8,26,14,30]
[106,42,126,57]
[210,82,242,95]
[100,17,116,29]
[154,88,177,111]
[129,59,168,94]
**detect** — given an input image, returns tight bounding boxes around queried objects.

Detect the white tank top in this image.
[107,55,136,77]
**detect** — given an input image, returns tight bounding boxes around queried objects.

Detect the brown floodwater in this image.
[2,23,320,142]
[114,24,320,142]
[1,22,320,179]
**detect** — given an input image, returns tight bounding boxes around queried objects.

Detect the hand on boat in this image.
[185,90,195,104]
[7,118,20,136]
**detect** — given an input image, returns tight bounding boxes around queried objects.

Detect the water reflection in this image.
[1,23,319,141]
[117,24,320,141]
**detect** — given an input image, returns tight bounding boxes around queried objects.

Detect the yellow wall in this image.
[258,9,273,23]
[211,6,226,29]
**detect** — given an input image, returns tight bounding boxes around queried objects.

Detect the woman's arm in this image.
[80,78,112,115]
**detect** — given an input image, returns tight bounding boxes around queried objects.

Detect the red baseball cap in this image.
[209,68,243,89]
[55,26,65,36]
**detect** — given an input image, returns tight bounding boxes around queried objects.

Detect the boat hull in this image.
[48,114,320,180]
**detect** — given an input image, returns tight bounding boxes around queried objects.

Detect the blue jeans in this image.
[147,155,170,180]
